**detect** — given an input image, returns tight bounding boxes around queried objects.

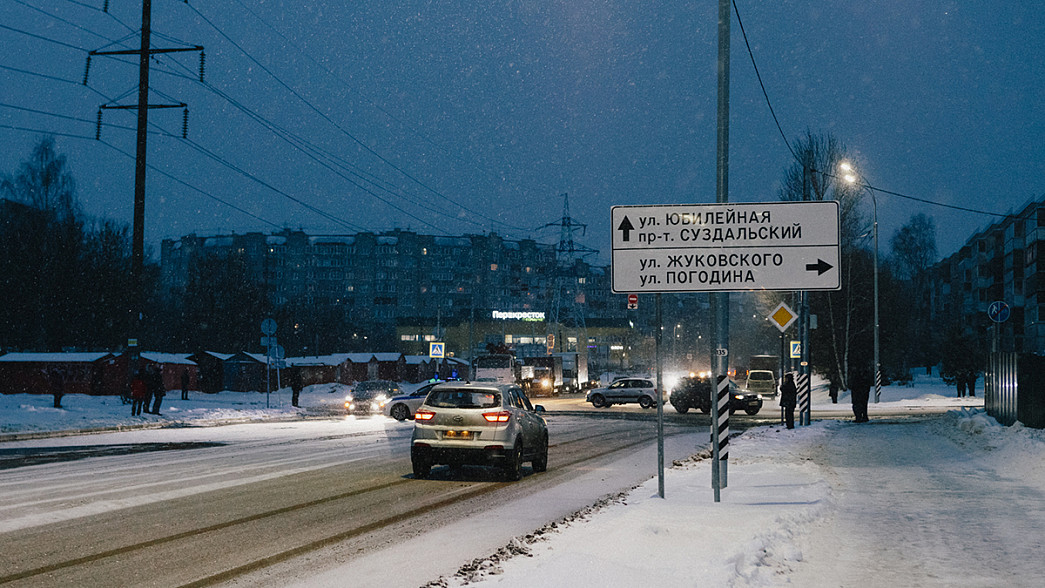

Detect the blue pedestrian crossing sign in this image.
[790,340,802,359]
[429,342,445,359]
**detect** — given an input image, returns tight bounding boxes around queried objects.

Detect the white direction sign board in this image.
[612,201,840,293]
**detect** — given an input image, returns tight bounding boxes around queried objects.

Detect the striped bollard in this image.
[797,372,811,426]
[717,375,730,488]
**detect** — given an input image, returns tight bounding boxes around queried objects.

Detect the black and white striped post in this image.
[715,373,730,486]
[796,371,810,427]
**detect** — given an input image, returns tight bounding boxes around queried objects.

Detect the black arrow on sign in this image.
[805,259,833,275]
[617,216,635,242]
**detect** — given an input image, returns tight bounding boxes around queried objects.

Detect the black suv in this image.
[670,376,762,416]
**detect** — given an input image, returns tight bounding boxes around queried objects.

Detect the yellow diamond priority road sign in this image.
[769,302,798,333]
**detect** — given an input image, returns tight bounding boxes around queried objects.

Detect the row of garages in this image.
[0,351,470,396]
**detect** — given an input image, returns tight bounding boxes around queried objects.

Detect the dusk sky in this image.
[2,1,1042,265]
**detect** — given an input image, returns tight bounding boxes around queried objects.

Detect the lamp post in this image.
[841,162,881,403]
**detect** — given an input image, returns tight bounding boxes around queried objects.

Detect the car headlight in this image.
[375,394,388,406]
[345,395,354,402]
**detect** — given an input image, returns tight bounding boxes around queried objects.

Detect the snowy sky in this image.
[2,1,1042,264]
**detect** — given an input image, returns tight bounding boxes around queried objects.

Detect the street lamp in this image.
[840,162,881,403]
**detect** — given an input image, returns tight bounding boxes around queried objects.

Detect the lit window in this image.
[490,263,498,271]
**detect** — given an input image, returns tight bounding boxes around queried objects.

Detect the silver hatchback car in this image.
[411,382,549,481]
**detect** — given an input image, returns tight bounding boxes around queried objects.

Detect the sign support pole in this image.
[656,293,665,499]
[709,0,731,502]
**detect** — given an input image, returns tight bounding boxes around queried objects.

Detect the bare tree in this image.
[890,214,938,373]
[777,131,874,390]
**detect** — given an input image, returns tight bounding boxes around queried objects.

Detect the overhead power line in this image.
[186,3,532,235]
[730,0,1018,221]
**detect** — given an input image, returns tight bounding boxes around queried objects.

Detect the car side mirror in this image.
[534,405,546,413]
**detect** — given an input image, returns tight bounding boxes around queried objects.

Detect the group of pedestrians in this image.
[955,370,978,398]
[777,363,874,428]
[130,364,166,416]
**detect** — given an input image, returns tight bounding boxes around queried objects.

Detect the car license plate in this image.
[443,430,474,440]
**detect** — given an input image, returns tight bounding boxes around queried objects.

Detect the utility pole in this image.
[87,1,202,378]
[711,0,731,502]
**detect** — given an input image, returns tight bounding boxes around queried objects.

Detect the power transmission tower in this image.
[84,0,203,373]
[541,193,597,388]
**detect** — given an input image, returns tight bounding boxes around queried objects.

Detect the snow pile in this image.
[0,384,352,436]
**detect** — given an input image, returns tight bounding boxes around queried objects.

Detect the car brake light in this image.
[415,409,435,421]
[483,411,511,423]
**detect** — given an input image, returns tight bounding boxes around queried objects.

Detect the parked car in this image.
[411,382,548,481]
[345,380,401,415]
[383,380,449,421]
[585,377,659,409]
[670,376,763,416]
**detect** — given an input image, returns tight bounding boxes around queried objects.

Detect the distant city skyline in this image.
[2,1,1042,265]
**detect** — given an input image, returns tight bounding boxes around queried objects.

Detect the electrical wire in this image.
[12,0,113,42]
[152,58,497,232]
[0,23,88,52]
[732,0,796,161]
[186,3,532,235]
[730,0,1019,221]
[226,0,540,211]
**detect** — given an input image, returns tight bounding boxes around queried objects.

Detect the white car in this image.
[411,382,548,481]
[383,381,443,421]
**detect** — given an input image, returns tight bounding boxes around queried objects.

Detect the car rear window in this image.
[749,372,773,381]
[426,389,501,409]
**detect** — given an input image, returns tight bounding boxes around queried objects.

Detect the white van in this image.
[745,370,777,398]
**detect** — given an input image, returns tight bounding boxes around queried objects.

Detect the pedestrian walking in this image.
[779,372,798,429]
[850,365,871,423]
[967,371,977,397]
[130,370,147,416]
[147,364,166,415]
[181,369,190,401]
[829,379,839,404]
[957,372,967,398]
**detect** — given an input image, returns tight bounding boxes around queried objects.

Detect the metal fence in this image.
[985,352,1018,426]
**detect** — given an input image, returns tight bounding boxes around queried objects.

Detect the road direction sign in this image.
[611,201,840,293]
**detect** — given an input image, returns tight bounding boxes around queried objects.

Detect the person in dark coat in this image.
[849,365,872,423]
[130,370,147,416]
[181,369,190,401]
[829,379,839,404]
[779,372,798,429]
[146,364,166,415]
[288,368,303,408]
[48,367,65,409]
